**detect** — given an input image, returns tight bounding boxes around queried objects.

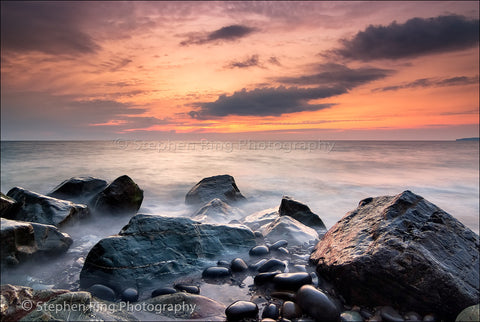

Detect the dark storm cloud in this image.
[330,15,479,61]
[0,1,100,55]
[373,75,479,92]
[276,63,393,89]
[180,24,257,46]
[226,55,261,69]
[189,86,342,118]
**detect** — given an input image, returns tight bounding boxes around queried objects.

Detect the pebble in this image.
[151,287,177,298]
[273,272,312,291]
[231,258,248,272]
[422,314,437,321]
[380,306,405,322]
[174,284,200,294]
[120,288,138,302]
[254,271,281,285]
[254,231,264,238]
[87,284,116,301]
[217,260,231,267]
[296,285,340,322]
[202,266,232,278]
[269,240,288,250]
[225,300,259,321]
[250,245,270,256]
[404,311,422,321]
[341,310,364,322]
[262,303,280,320]
[261,319,276,322]
[258,259,286,273]
[249,259,268,271]
[276,247,290,255]
[455,304,480,322]
[270,291,297,302]
[282,301,302,319]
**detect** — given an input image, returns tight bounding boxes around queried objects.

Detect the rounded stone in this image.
[151,287,177,298]
[258,259,286,273]
[120,287,138,302]
[341,310,364,322]
[404,311,422,321]
[282,301,302,319]
[380,306,404,322]
[249,259,268,271]
[270,291,296,302]
[269,240,288,250]
[249,245,270,256]
[276,247,289,255]
[273,272,312,291]
[254,231,264,238]
[262,303,280,320]
[296,285,340,322]
[88,284,115,301]
[202,266,232,279]
[456,304,480,322]
[231,258,248,272]
[174,284,200,294]
[423,314,437,322]
[225,300,259,321]
[217,260,230,267]
[254,271,281,285]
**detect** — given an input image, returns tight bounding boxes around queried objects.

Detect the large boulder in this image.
[47,176,108,204]
[279,196,326,233]
[185,175,246,206]
[90,175,143,216]
[80,214,256,292]
[310,190,480,320]
[192,198,244,224]
[1,218,73,266]
[261,216,319,246]
[5,187,90,226]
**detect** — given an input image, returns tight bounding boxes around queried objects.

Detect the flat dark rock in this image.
[310,190,480,320]
[48,176,107,204]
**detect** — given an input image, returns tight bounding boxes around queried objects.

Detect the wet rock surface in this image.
[1,218,73,266]
[47,176,108,204]
[261,215,319,246]
[311,190,480,320]
[5,187,90,227]
[279,196,327,233]
[192,198,244,224]
[225,300,258,321]
[90,175,143,216]
[80,214,256,292]
[185,175,246,206]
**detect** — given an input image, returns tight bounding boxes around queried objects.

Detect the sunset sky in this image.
[1,1,479,140]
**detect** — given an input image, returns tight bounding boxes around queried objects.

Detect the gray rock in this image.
[6,187,90,226]
[261,216,319,246]
[243,208,279,230]
[80,214,256,293]
[341,310,364,322]
[311,190,480,320]
[296,285,340,322]
[90,175,143,216]
[282,301,302,319]
[380,306,404,322]
[185,175,246,206]
[279,196,326,233]
[48,176,107,204]
[455,304,480,322]
[269,240,288,250]
[1,218,72,266]
[192,198,244,224]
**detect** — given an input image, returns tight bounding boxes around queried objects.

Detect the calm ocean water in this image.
[1,139,479,292]
[1,140,478,233]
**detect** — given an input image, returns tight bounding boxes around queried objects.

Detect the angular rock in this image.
[279,196,326,232]
[48,176,107,204]
[0,284,69,321]
[243,208,279,231]
[311,190,480,320]
[261,216,319,246]
[0,192,20,218]
[192,198,244,224]
[185,175,246,206]
[6,187,90,226]
[90,175,143,216]
[80,214,256,292]
[1,218,72,266]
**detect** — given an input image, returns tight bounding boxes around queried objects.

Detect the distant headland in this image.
[456,137,480,141]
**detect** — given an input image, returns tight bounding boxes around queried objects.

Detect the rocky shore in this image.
[1,174,479,321]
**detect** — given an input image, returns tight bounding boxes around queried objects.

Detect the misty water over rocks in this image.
[1,140,479,321]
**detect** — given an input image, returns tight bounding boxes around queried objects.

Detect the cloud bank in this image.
[331,15,479,61]
[180,24,257,46]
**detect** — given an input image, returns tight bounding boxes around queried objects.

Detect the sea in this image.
[1,139,479,295]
